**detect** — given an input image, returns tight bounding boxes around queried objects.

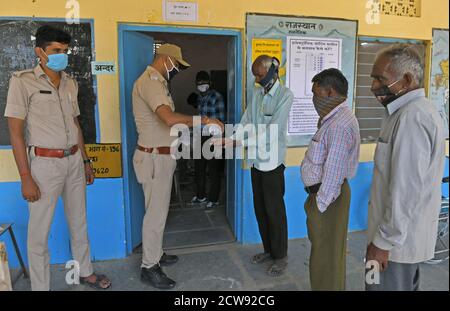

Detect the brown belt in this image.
[34,145,79,158]
[137,145,171,155]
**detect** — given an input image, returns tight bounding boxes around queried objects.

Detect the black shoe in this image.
[141,264,176,289]
[159,253,179,266]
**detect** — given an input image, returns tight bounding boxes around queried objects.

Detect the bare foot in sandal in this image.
[251,252,272,264]
[267,258,287,277]
[80,273,112,289]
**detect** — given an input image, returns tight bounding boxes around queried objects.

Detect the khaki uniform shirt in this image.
[132,66,176,148]
[4,65,80,149]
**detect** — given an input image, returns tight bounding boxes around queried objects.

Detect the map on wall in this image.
[430,29,449,138]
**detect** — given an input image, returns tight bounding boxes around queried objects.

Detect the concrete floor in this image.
[11,231,449,291]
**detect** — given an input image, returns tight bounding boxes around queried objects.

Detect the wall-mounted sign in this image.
[251,38,282,63]
[286,37,342,136]
[163,1,198,22]
[85,144,122,178]
[91,61,116,75]
[246,13,357,147]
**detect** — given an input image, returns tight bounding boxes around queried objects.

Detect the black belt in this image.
[304,179,348,194]
[304,183,321,194]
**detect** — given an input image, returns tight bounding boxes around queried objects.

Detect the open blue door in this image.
[121,31,154,252]
[226,37,237,234]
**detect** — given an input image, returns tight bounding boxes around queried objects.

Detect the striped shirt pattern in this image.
[301,102,360,213]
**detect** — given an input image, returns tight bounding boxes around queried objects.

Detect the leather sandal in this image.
[80,274,112,290]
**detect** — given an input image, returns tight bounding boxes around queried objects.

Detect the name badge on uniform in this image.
[39,90,52,94]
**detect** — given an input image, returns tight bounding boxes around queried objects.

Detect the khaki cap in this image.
[156,43,190,68]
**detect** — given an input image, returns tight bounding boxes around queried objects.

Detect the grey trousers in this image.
[365,261,421,291]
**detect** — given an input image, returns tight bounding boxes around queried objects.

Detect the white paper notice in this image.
[286,36,342,136]
[163,1,198,22]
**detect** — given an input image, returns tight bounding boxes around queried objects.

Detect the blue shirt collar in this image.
[387,88,426,115]
[260,79,280,97]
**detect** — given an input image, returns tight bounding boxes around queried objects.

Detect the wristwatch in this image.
[83,158,93,164]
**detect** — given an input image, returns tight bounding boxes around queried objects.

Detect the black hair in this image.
[311,68,348,96]
[35,25,71,49]
[196,71,210,82]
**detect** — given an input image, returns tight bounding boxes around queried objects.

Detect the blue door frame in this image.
[118,24,244,254]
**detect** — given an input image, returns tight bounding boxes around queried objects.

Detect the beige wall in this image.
[0,0,448,181]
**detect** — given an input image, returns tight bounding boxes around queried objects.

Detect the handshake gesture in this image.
[201,116,224,133]
[198,117,241,148]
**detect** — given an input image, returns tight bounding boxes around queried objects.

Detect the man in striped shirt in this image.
[301,68,360,291]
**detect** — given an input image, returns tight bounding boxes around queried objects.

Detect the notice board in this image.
[0,18,97,146]
[85,143,122,178]
[246,13,358,147]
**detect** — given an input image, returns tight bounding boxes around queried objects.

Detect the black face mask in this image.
[372,79,405,107]
[168,67,179,81]
[257,59,279,93]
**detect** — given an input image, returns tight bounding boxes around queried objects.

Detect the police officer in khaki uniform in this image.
[132,44,223,289]
[4,25,111,291]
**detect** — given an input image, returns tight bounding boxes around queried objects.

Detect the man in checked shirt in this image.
[190,71,226,210]
[301,68,360,291]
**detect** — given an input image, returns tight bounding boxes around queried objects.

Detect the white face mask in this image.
[197,84,210,93]
[164,57,179,81]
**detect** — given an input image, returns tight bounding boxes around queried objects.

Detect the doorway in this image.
[118,25,243,254]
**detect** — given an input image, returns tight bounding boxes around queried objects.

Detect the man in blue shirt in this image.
[215,55,294,276]
[191,71,226,210]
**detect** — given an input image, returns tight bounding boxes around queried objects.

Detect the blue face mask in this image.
[42,49,68,72]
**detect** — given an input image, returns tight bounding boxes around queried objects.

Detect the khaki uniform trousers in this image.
[133,150,176,268]
[28,149,93,291]
[304,180,351,291]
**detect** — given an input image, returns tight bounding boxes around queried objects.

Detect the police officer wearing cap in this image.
[4,25,111,291]
[132,43,223,289]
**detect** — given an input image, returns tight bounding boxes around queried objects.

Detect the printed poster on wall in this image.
[251,38,283,63]
[286,37,342,136]
[246,13,357,146]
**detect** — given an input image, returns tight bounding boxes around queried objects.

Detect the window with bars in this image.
[355,38,426,143]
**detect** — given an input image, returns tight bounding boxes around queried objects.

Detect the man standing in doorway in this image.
[215,55,293,276]
[301,68,360,291]
[191,71,226,210]
[366,44,446,291]
[5,25,111,291]
[132,44,223,289]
